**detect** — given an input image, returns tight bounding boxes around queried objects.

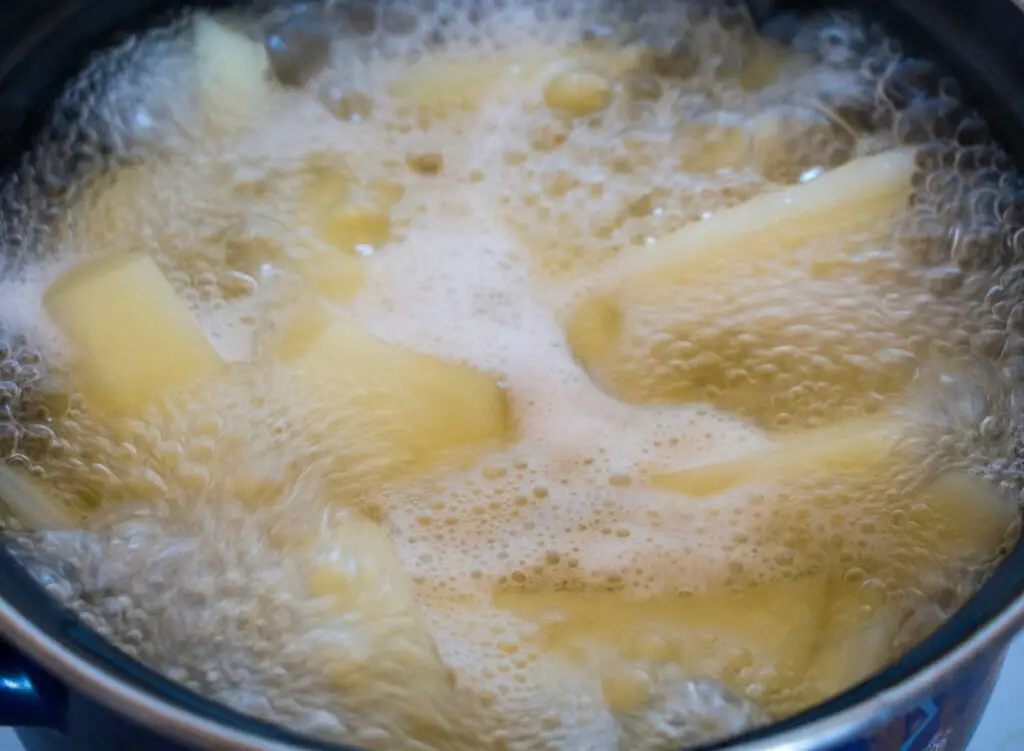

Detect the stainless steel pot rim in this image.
[0,588,1020,751]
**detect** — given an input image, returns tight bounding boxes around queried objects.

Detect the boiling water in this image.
[0,1,1023,749]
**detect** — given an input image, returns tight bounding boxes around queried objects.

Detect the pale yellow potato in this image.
[307,517,424,622]
[0,465,78,530]
[305,518,468,745]
[574,148,916,312]
[495,575,828,715]
[389,47,559,112]
[193,15,270,130]
[271,307,511,474]
[565,150,918,424]
[388,40,642,115]
[911,472,1018,561]
[784,581,902,714]
[44,253,223,418]
[652,416,904,497]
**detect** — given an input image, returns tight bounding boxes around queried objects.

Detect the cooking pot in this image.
[0,0,1022,749]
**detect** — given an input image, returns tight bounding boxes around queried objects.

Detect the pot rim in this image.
[0,587,1020,750]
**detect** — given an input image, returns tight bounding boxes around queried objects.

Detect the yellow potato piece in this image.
[389,46,561,112]
[271,307,511,473]
[785,581,902,714]
[652,416,905,497]
[0,465,78,530]
[193,15,270,129]
[44,253,223,418]
[307,518,423,621]
[495,576,827,715]
[566,150,918,424]
[911,472,1018,561]
[305,519,467,744]
[575,148,916,315]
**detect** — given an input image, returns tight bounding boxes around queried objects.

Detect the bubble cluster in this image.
[0,1,1021,750]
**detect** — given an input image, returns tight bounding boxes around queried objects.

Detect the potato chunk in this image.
[389,46,560,113]
[44,253,222,418]
[272,307,511,475]
[786,581,902,714]
[652,416,904,497]
[901,472,1019,565]
[0,465,78,530]
[305,519,467,743]
[194,15,270,129]
[566,150,919,427]
[495,576,827,715]
[307,518,426,623]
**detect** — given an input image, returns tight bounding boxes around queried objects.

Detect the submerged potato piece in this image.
[194,15,270,128]
[566,150,918,425]
[789,581,902,713]
[306,519,465,742]
[911,472,1018,561]
[0,465,77,530]
[307,518,424,622]
[272,308,510,473]
[44,253,223,418]
[652,416,904,497]
[577,148,916,306]
[496,576,828,715]
[389,46,560,112]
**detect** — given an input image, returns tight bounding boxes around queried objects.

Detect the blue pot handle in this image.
[0,639,66,728]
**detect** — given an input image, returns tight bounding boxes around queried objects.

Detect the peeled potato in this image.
[305,518,466,743]
[574,148,915,319]
[910,472,1018,562]
[307,517,425,622]
[44,253,223,418]
[496,576,828,715]
[566,150,919,426]
[785,580,902,714]
[271,307,511,474]
[390,48,554,112]
[0,465,77,530]
[652,416,905,497]
[387,42,627,115]
[194,15,270,129]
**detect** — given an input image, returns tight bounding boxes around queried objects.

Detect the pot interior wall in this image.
[0,1,1021,750]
